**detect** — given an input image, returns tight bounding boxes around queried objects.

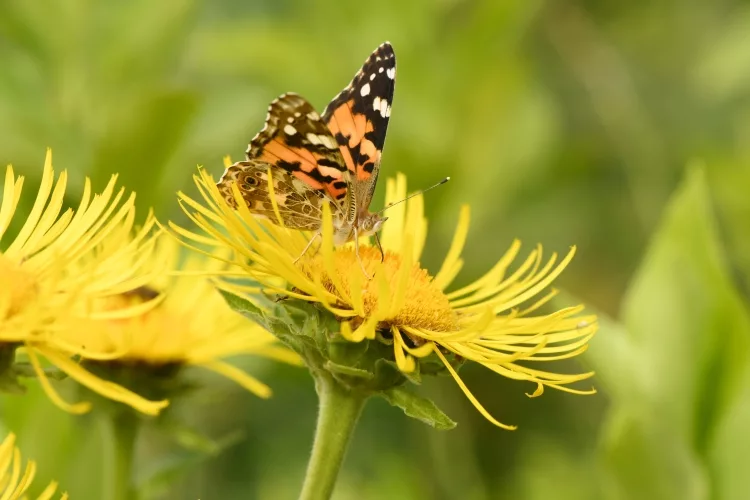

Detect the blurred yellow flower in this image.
[68,238,302,400]
[173,168,597,429]
[0,150,168,415]
[0,432,67,500]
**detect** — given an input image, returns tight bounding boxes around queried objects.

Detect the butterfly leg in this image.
[374,232,385,263]
[293,231,321,264]
[353,227,373,280]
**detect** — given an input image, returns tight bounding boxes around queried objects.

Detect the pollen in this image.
[300,246,458,332]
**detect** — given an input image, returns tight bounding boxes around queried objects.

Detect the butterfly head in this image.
[358,212,388,237]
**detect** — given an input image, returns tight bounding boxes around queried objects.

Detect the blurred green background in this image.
[2,0,750,498]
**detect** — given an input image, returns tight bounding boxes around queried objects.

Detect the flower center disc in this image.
[302,246,458,332]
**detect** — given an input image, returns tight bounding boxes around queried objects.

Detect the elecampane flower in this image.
[65,237,302,400]
[0,432,67,500]
[173,167,597,429]
[0,150,168,415]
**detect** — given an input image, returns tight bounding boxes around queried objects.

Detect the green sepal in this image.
[0,344,64,395]
[324,361,374,380]
[380,387,457,430]
[221,289,458,428]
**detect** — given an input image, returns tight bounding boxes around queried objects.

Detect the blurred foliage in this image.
[2,0,750,499]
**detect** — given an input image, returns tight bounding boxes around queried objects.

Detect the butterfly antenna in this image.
[377,177,450,214]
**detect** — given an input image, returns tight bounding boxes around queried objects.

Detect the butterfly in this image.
[217,42,396,276]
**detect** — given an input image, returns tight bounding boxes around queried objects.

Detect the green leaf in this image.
[602,414,708,500]
[692,7,750,101]
[380,387,456,430]
[708,365,750,500]
[621,166,750,441]
[602,166,750,498]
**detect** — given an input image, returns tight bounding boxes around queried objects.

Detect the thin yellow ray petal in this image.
[6,158,59,255]
[0,434,14,483]
[339,321,357,342]
[36,481,60,500]
[400,337,434,358]
[446,239,521,300]
[11,460,35,498]
[201,360,272,398]
[450,245,540,308]
[433,205,470,290]
[0,166,23,237]
[380,174,408,252]
[433,348,517,430]
[405,195,427,261]
[26,348,91,414]
[389,233,413,316]
[264,166,286,228]
[320,203,350,302]
[38,347,168,415]
[0,448,22,500]
[391,326,415,373]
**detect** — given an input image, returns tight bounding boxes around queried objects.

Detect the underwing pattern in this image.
[218,42,396,247]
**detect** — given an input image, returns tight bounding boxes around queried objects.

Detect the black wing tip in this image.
[374,42,395,59]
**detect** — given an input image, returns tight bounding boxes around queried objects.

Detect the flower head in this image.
[68,237,301,403]
[173,167,597,429]
[0,150,168,415]
[0,432,67,500]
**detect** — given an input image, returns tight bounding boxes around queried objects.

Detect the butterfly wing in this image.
[244,93,351,207]
[218,159,326,231]
[322,42,395,211]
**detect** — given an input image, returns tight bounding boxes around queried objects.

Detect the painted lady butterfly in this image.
[218,42,396,275]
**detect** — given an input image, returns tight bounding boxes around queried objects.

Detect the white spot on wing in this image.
[307,111,320,121]
[385,105,391,118]
[369,73,375,81]
[378,67,384,73]
[319,135,338,150]
[284,124,297,135]
[306,133,321,145]
[386,67,395,79]
[360,83,371,96]
[287,117,294,123]
[294,112,301,117]
[379,98,388,118]
[373,96,381,112]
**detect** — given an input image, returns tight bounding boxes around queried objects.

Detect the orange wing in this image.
[244,93,350,205]
[322,42,396,209]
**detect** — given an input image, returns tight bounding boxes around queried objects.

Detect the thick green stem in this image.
[299,375,368,500]
[101,412,139,500]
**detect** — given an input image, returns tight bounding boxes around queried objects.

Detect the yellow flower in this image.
[67,237,302,401]
[0,432,67,500]
[173,168,597,429]
[0,150,168,415]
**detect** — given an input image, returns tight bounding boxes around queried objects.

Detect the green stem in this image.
[101,412,139,500]
[299,375,368,500]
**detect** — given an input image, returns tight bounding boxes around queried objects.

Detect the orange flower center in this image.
[301,246,458,332]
